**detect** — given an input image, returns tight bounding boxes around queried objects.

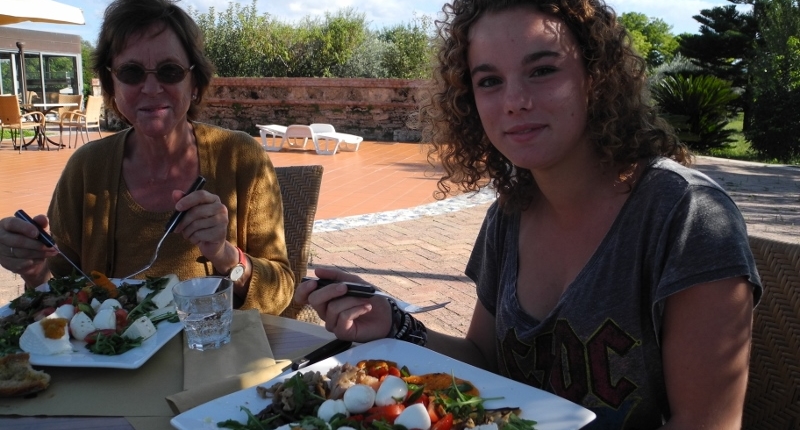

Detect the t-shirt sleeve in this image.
[466,202,504,317]
[652,184,762,334]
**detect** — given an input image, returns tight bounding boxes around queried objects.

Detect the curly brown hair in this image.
[93,0,214,124]
[419,0,689,212]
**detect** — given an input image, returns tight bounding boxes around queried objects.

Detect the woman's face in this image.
[111,25,195,139]
[468,7,591,171]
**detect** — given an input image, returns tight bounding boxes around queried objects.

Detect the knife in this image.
[14,209,97,286]
[303,276,384,299]
[291,338,353,371]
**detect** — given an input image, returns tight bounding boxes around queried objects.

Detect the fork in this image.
[304,277,450,314]
[121,176,206,280]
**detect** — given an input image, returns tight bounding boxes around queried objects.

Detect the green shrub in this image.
[650,74,739,151]
[745,88,800,162]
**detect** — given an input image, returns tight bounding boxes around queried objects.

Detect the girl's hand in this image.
[171,189,229,263]
[295,267,392,342]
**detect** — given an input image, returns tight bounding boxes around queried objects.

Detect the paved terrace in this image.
[1,137,799,337]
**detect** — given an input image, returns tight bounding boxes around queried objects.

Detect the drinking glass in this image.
[172,277,234,351]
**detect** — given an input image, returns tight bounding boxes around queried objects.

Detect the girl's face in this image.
[468,6,592,172]
[111,25,195,140]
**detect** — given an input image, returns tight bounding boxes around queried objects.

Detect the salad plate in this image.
[0,278,183,369]
[170,338,596,430]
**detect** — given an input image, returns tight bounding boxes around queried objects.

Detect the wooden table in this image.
[0,314,335,429]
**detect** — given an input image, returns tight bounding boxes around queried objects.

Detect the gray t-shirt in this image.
[466,158,762,429]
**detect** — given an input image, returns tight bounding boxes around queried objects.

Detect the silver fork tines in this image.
[391,296,450,314]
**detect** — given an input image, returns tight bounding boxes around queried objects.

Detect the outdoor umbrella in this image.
[0,0,85,26]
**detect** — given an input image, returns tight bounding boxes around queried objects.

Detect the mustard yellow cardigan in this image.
[47,122,294,315]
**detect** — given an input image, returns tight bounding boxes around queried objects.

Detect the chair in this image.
[310,123,363,154]
[275,165,325,324]
[742,233,800,429]
[0,94,45,153]
[49,94,83,121]
[256,124,288,151]
[60,95,102,148]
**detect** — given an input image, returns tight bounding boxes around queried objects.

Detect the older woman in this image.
[297,0,762,427]
[0,0,294,314]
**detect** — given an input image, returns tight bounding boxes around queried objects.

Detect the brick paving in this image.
[2,142,799,338]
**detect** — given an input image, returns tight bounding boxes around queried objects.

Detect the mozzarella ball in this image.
[69,312,96,340]
[375,375,408,407]
[93,308,116,330]
[317,399,349,422]
[98,298,122,311]
[90,298,102,312]
[394,403,431,430]
[52,303,75,320]
[342,384,376,414]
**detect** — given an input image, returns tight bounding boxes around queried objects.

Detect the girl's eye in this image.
[476,76,502,88]
[531,66,557,77]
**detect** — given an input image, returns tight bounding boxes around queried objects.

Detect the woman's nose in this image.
[504,80,533,114]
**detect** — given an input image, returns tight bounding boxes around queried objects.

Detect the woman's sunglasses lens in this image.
[158,64,188,83]
[116,65,145,84]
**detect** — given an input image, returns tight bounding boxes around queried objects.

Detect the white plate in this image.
[0,278,183,369]
[171,338,596,430]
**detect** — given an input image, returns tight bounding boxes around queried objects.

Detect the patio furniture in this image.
[0,94,45,153]
[742,233,800,429]
[256,124,288,151]
[256,123,363,155]
[310,123,363,154]
[275,165,325,324]
[59,95,103,148]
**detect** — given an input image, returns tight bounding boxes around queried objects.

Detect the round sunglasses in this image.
[107,63,195,85]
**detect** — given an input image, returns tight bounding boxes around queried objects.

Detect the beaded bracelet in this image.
[385,298,427,346]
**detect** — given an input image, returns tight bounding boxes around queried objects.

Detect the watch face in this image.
[229,264,245,282]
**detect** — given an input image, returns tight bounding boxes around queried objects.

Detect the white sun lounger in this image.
[255,123,363,155]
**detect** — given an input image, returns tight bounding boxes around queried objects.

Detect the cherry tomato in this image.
[388,366,402,378]
[431,413,453,430]
[368,362,390,378]
[84,329,117,345]
[364,404,405,424]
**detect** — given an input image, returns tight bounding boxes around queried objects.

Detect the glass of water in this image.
[172,276,234,351]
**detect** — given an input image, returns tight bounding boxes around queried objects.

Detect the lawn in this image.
[700,114,799,165]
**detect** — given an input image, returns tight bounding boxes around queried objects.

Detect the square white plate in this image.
[171,338,596,430]
[0,278,183,369]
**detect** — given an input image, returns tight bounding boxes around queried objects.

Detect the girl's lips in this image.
[505,124,546,135]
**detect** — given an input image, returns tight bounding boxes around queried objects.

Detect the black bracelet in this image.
[385,298,427,346]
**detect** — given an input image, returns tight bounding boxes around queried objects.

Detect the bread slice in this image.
[0,353,51,397]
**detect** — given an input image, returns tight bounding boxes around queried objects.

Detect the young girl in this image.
[297,1,761,427]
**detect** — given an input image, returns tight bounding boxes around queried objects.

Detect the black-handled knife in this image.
[291,338,353,371]
[303,276,381,299]
[14,209,97,285]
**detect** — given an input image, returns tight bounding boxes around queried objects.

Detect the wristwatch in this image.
[226,247,247,282]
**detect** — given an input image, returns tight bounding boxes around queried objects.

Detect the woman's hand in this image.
[295,267,393,342]
[0,214,57,287]
[171,188,230,263]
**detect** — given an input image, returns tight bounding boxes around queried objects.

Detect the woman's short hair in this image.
[420,0,688,211]
[92,0,214,123]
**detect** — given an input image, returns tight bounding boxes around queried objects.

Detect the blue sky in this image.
[9,0,750,45]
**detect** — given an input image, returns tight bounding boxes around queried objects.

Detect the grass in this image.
[699,113,800,165]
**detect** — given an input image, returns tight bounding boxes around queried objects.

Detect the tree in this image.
[745,0,800,161]
[678,2,757,89]
[81,40,94,98]
[618,12,678,68]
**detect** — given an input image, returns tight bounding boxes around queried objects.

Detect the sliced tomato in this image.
[431,413,453,430]
[367,362,390,378]
[75,290,90,304]
[364,404,405,424]
[426,396,439,423]
[114,308,129,332]
[388,366,402,378]
[84,329,117,345]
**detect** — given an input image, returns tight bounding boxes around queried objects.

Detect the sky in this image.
[9,0,752,45]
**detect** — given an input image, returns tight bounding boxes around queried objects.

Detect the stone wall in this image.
[197,77,426,142]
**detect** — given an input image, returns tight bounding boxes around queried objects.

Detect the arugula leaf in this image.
[86,332,142,355]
